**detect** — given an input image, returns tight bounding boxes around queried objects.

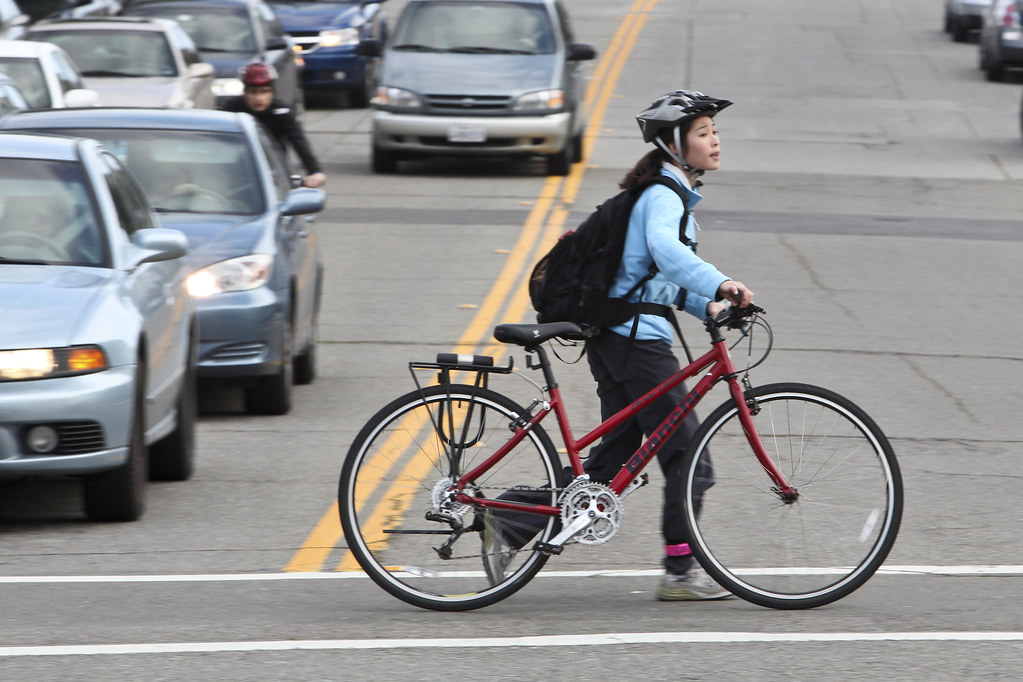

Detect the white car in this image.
[25,16,215,109]
[0,39,98,109]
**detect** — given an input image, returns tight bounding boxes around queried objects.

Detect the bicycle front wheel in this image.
[338,384,563,611]
[682,382,902,609]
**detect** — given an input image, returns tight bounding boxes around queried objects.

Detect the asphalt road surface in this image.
[1,0,1021,679]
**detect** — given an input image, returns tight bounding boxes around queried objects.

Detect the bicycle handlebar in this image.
[709,303,766,331]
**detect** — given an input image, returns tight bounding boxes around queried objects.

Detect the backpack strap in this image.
[621,175,697,363]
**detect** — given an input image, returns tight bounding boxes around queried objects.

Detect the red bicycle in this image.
[338,305,903,611]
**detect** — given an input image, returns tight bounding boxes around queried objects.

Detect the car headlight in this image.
[0,345,108,381]
[513,89,565,112]
[187,254,273,296]
[371,86,423,110]
[212,77,245,98]
[319,27,360,48]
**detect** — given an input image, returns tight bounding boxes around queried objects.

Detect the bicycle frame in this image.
[452,321,798,531]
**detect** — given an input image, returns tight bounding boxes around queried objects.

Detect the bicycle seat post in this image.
[525,343,559,392]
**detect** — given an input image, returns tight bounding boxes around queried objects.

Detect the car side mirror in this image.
[355,38,382,58]
[64,88,100,108]
[280,187,325,216]
[266,36,289,51]
[567,43,597,61]
[129,228,189,267]
[186,63,215,79]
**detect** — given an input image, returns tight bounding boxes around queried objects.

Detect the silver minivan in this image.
[358,0,595,175]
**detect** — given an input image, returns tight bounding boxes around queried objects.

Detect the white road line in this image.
[0,565,1019,584]
[1,632,1023,657]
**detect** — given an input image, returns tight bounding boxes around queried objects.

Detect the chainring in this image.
[559,480,623,545]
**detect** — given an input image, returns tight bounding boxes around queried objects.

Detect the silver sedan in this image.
[0,133,195,522]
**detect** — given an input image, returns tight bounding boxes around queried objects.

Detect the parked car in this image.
[0,132,195,521]
[1,108,326,415]
[120,0,303,112]
[978,0,1023,80]
[0,0,29,40]
[267,0,388,108]
[945,0,993,42]
[0,39,99,108]
[0,72,28,114]
[359,0,596,175]
[24,16,215,108]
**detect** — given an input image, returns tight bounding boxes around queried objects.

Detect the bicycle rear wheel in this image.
[338,384,563,611]
[682,382,902,609]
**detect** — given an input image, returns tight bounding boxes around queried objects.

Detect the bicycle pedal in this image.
[532,541,564,556]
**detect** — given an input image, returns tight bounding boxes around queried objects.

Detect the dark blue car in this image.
[267,0,387,107]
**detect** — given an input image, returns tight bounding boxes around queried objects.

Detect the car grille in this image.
[419,137,519,148]
[209,343,266,362]
[53,422,106,455]
[424,94,512,112]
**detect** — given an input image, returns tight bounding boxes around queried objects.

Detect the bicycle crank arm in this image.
[532,514,592,555]
[618,473,649,501]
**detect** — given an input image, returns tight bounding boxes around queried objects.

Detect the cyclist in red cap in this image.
[221,63,326,188]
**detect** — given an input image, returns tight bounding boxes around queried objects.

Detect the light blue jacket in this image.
[606,165,730,342]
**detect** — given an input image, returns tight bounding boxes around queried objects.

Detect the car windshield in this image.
[392,1,555,55]
[0,58,51,109]
[0,159,106,267]
[27,30,178,77]
[127,6,257,53]
[44,128,264,215]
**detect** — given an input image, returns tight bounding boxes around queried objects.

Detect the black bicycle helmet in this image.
[636,89,732,143]
[636,89,732,176]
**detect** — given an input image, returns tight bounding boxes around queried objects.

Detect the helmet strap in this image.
[654,127,704,178]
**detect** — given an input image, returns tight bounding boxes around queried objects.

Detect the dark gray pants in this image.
[584,332,712,571]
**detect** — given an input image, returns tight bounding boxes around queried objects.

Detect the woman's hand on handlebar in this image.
[717,280,754,307]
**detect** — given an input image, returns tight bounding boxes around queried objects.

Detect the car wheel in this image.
[571,129,584,164]
[985,59,1005,82]
[951,19,970,43]
[349,81,370,109]
[244,321,293,415]
[293,332,316,385]
[546,140,571,176]
[149,333,197,481]
[294,274,320,386]
[83,359,148,522]
[372,144,399,173]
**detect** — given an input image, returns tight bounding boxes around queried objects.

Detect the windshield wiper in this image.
[81,70,145,77]
[0,256,54,265]
[392,43,443,52]
[447,46,533,55]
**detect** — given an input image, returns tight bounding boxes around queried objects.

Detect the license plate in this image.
[447,125,486,143]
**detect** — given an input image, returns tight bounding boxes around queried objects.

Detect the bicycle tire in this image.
[338,384,563,611]
[681,382,903,609]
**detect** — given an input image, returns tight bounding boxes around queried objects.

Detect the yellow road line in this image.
[284,0,661,573]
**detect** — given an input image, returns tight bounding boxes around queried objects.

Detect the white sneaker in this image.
[656,567,732,601]
[481,510,515,585]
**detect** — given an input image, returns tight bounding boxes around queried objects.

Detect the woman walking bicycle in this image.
[336,91,902,613]
[489,90,754,600]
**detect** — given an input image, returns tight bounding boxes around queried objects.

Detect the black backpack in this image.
[528,176,691,337]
